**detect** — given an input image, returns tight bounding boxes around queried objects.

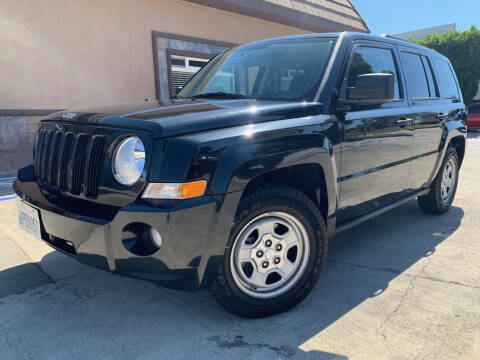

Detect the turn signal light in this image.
[142,180,207,199]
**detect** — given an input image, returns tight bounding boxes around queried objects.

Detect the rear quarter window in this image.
[433,59,461,99]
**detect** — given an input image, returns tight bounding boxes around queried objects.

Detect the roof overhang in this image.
[184,0,369,33]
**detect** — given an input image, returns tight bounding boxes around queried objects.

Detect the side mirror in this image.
[345,73,394,104]
[175,86,183,95]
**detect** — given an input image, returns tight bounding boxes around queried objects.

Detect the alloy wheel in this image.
[230,211,310,298]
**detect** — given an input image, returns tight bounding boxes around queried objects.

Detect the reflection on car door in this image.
[337,42,414,222]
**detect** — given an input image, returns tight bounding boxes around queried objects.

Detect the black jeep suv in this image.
[15,32,467,317]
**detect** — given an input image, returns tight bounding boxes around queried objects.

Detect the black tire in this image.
[417,147,459,214]
[212,184,328,318]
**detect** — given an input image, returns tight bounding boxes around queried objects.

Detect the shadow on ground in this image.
[0,201,464,359]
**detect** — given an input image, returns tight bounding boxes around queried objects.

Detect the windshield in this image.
[178,37,336,101]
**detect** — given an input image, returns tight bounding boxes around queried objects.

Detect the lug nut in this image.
[262,261,269,268]
[265,239,272,247]
[275,244,282,251]
[274,257,281,265]
[256,250,264,258]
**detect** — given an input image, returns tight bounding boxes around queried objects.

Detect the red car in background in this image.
[467,103,480,130]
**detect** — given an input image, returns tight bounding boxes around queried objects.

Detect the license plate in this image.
[18,200,41,239]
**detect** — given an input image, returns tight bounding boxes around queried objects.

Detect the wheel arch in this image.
[240,163,329,222]
[448,135,466,166]
[428,123,467,185]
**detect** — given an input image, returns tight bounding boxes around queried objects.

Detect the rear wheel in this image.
[418,147,459,214]
[212,184,327,318]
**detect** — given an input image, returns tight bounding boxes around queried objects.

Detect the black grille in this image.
[70,134,88,195]
[85,136,105,197]
[40,130,54,180]
[34,130,105,198]
[59,133,74,188]
[48,131,63,184]
[34,131,46,178]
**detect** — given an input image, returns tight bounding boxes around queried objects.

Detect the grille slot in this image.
[58,133,74,188]
[34,130,105,199]
[48,131,63,185]
[34,131,46,177]
[69,134,88,195]
[40,130,54,180]
[85,136,105,197]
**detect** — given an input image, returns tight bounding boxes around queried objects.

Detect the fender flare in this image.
[428,120,466,185]
[210,134,339,242]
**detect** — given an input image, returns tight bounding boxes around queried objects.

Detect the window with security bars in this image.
[170,55,209,95]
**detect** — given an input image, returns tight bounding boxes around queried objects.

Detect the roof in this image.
[184,0,370,33]
[239,32,442,56]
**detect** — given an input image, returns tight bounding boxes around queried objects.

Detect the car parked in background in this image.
[15,32,467,318]
[467,103,480,130]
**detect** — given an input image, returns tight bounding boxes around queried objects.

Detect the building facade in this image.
[0,0,368,177]
[393,23,456,41]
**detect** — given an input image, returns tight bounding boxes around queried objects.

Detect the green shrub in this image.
[413,26,480,105]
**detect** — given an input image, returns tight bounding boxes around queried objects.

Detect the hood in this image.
[47,99,325,138]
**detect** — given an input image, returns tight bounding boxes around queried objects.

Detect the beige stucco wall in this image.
[0,0,310,110]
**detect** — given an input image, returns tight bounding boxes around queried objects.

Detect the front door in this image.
[337,42,414,222]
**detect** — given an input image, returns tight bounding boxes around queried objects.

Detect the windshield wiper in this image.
[191,91,251,99]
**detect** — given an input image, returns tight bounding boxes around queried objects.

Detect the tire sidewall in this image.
[435,148,459,211]
[216,188,327,316]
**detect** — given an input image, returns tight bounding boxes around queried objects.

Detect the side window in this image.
[421,56,439,98]
[433,59,461,99]
[347,46,402,99]
[400,52,430,99]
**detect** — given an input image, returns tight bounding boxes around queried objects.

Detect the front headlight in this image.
[112,136,145,186]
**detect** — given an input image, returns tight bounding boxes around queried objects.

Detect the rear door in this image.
[337,41,414,222]
[398,47,445,190]
[432,57,466,130]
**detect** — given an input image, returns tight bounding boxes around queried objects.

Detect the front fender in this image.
[210,127,339,219]
[168,116,340,274]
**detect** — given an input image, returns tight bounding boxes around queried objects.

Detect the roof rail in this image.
[381,33,418,45]
[380,33,437,53]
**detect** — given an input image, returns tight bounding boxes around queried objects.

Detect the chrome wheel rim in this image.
[230,211,310,299]
[441,158,456,204]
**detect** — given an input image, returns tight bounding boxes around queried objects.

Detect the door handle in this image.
[397,118,413,127]
[437,113,448,120]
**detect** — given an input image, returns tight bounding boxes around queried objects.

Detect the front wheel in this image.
[212,185,328,318]
[418,147,459,214]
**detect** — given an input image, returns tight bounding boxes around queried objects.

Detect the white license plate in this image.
[18,200,41,240]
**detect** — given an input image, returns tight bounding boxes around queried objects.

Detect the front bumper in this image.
[14,166,241,290]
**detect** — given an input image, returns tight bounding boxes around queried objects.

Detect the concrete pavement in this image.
[0,133,479,359]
